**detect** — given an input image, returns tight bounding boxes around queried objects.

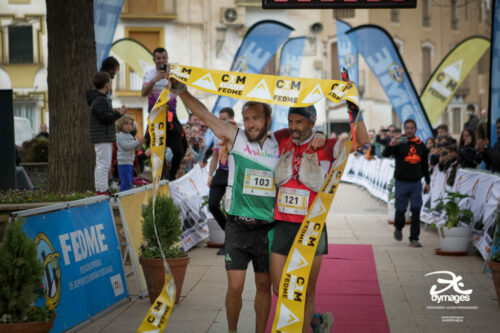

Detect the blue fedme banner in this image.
[94,0,124,69]
[336,20,358,88]
[205,20,293,145]
[347,25,433,141]
[23,200,128,333]
[489,0,500,145]
[271,37,307,131]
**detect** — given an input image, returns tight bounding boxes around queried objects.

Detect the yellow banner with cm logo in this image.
[170,64,359,108]
[272,129,356,333]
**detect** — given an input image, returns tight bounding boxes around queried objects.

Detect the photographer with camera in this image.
[141,47,187,180]
[382,119,430,248]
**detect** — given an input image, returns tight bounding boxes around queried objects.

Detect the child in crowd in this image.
[87,71,127,195]
[116,115,144,191]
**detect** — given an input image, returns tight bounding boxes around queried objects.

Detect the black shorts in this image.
[225,215,274,273]
[271,220,328,256]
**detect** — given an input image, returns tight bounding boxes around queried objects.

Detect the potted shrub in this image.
[487,217,500,307]
[0,219,55,332]
[387,178,411,224]
[432,191,473,253]
[139,195,190,304]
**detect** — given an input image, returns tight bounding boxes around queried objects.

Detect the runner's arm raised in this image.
[173,81,237,144]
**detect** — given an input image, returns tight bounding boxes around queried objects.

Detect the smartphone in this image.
[160,63,167,71]
[400,136,408,144]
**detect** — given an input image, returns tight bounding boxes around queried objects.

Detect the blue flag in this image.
[271,37,307,131]
[94,0,124,69]
[347,25,433,141]
[489,0,500,146]
[336,20,358,88]
[205,20,293,145]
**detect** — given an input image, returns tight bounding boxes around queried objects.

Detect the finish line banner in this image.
[170,64,360,108]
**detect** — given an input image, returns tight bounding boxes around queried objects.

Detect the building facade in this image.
[0,0,492,143]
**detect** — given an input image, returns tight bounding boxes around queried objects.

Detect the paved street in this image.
[80,183,499,333]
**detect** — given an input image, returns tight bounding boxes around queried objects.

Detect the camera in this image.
[160,63,167,71]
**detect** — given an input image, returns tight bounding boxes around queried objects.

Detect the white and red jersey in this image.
[274,134,338,223]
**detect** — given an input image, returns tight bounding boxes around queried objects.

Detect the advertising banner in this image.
[271,37,307,131]
[169,164,210,251]
[23,199,128,333]
[205,20,293,145]
[489,0,500,145]
[336,19,358,88]
[347,25,433,141]
[117,183,170,295]
[421,37,490,125]
[94,0,124,68]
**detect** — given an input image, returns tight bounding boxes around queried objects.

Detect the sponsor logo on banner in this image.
[425,271,472,304]
[388,62,404,82]
[171,65,192,82]
[273,79,302,104]
[299,221,321,247]
[193,73,217,91]
[343,53,356,68]
[302,83,324,103]
[35,233,62,307]
[248,78,273,100]
[308,198,326,220]
[110,274,125,297]
[287,248,309,273]
[276,303,300,330]
[428,60,461,102]
[284,274,305,302]
[218,74,246,96]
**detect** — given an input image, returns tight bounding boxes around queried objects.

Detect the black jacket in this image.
[483,140,500,173]
[87,90,121,144]
[382,136,430,184]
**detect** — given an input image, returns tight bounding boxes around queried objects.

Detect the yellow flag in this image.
[421,37,490,125]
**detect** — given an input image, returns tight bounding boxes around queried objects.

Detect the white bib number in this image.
[277,187,310,215]
[242,169,275,197]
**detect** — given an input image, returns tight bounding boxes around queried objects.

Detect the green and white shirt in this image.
[225,129,281,222]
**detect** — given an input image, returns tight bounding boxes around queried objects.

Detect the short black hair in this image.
[437,124,449,132]
[92,72,110,90]
[153,47,167,57]
[404,119,417,128]
[242,101,272,121]
[100,56,119,72]
[219,107,235,119]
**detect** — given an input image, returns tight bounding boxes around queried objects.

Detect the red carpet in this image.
[267,244,390,333]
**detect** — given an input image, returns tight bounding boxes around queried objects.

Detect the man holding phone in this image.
[142,47,187,180]
[382,119,430,247]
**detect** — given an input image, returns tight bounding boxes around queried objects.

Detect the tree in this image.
[46,0,96,192]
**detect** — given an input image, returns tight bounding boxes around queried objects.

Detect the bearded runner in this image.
[137,88,177,333]
[271,106,367,333]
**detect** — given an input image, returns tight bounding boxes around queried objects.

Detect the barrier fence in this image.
[342,154,500,261]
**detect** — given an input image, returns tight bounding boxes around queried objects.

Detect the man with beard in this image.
[169,78,325,333]
[271,105,368,333]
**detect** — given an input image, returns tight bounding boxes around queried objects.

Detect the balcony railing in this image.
[121,0,176,19]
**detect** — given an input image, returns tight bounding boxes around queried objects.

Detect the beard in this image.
[291,129,312,144]
[245,124,268,143]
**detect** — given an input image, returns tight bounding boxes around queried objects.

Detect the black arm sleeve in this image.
[93,97,121,123]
